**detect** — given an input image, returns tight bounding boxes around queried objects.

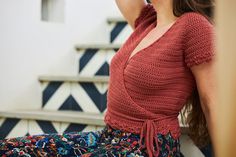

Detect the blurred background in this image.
[0,0,235,157]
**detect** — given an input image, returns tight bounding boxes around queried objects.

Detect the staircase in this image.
[0,17,211,157]
[0,17,133,139]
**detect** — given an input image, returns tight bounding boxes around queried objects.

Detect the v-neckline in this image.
[125,14,184,66]
[120,13,186,110]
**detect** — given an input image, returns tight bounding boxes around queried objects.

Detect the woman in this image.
[0,0,216,157]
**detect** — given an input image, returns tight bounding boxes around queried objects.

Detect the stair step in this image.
[0,110,188,133]
[0,110,105,126]
[39,75,109,83]
[38,75,188,133]
[39,75,108,112]
[0,113,207,156]
[75,44,121,51]
[0,110,105,139]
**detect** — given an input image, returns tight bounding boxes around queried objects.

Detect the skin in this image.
[115,0,179,60]
[115,0,217,151]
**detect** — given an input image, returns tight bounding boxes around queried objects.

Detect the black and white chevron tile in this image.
[77,48,118,76]
[0,118,101,139]
[108,19,132,44]
[42,81,108,113]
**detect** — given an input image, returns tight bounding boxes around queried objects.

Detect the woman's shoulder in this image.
[181,12,216,68]
[179,11,214,39]
[181,11,213,28]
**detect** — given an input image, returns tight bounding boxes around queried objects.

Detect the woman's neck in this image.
[151,0,178,27]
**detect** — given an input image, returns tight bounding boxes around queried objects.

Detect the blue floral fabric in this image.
[0,124,183,157]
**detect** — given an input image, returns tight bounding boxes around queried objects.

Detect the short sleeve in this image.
[134,3,156,29]
[184,13,216,68]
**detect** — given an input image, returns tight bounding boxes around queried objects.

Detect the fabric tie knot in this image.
[139,119,159,157]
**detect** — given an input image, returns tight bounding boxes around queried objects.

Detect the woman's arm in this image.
[183,12,217,152]
[191,60,218,152]
[115,0,148,30]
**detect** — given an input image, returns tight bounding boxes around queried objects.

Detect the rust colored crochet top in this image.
[104,3,216,157]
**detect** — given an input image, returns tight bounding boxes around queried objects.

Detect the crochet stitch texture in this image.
[104,3,216,157]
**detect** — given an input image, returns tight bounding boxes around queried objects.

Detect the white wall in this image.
[0,0,121,110]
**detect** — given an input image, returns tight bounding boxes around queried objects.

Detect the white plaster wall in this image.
[0,0,121,110]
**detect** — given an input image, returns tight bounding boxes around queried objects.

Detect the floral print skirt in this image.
[0,124,183,157]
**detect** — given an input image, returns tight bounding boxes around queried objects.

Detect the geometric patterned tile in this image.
[0,118,99,140]
[80,82,107,112]
[35,120,60,134]
[42,82,71,110]
[79,48,98,74]
[43,81,63,107]
[42,81,67,109]
[59,95,83,111]
[28,119,45,135]
[0,118,21,139]
[95,62,110,75]
[42,81,108,113]
[108,21,132,44]
[77,48,116,76]
[59,122,96,133]
[5,119,28,138]
[70,82,101,113]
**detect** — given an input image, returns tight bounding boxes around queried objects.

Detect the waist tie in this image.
[139,119,159,157]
